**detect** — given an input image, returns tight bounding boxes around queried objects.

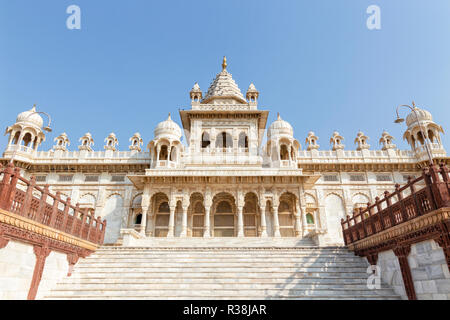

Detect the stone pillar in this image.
[273,206,281,237]
[140,207,148,235]
[180,205,188,237]
[140,187,150,236]
[167,205,176,238]
[393,244,417,300]
[237,206,244,237]
[28,244,51,300]
[259,204,268,237]
[203,206,211,238]
[294,201,302,237]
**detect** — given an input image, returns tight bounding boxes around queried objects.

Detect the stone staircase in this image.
[44,238,400,300]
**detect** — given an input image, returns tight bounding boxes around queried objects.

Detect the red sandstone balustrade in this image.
[0,163,106,246]
[341,163,450,246]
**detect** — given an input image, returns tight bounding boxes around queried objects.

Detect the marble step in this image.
[91,252,358,258]
[52,282,393,291]
[77,259,367,268]
[58,277,370,285]
[71,266,369,273]
[46,295,400,300]
[117,237,319,248]
[80,258,365,264]
[68,271,371,278]
[44,288,397,297]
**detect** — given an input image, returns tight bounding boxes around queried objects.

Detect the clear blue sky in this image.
[1,0,449,152]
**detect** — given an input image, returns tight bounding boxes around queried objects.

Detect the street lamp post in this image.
[9,105,53,165]
[394,101,433,165]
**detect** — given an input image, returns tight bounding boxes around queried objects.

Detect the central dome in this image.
[154,114,182,140]
[16,106,43,128]
[268,113,293,139]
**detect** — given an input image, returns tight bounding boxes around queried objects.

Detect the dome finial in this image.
[412,100,416,108]
[32,104,37,111]
[222,56,227,71]
[277,112,280,120]
[168,112,171,120]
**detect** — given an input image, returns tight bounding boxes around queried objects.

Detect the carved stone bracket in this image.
[434,221,450,272]
[0,228,9,249]
[66,253,80,277]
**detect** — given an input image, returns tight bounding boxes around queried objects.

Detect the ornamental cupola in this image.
[154,113,182,141]
[267,113,294,140]
[78,132,94,151]
[53,132,70,151]
[4,104,49,160]
[246,83,259,104]
[149,113,184,169]
[379,131,396,150]
[104,133,118,151]
[330,131,345,151]
[190,82,202,104]
[402,102,444,152]
[354,131,370,150]
[305,131,319,150]
[129,132,143,152]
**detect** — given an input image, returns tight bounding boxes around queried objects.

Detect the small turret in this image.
[104,133,118,151]
[354,131,370,150]
[330,131,345,151]
[305,131,319,151]
[78,133,94,151]
[53,133,70,151]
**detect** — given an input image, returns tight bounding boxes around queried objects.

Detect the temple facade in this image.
[2,58,448,246]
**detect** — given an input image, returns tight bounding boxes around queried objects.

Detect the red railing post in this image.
[79,209,88,238]
[346,215,354,244]
[385,191,395,226]
[375,196,385,230]
[100,219,107,244]
[85,211,93,241]
[36,185,49,224]
[49,192,61,227]
[5,167,21,211]
[396,183,408,222]
[423,167,437,211]
[0,163,14,209]
[21,176,36,218]
[360,207,367,239]
[61,199,72,232]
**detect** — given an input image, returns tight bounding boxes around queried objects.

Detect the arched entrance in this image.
[243,192,258,237]
[212,193,236,237]
[152,193,170,237]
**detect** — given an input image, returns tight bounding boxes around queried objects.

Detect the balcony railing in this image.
[0,163,106,245]
[341,164,450,246]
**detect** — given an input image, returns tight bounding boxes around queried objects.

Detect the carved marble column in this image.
[140,207,148,235]
[237,206,244,237]
[294,201,302,237]
[140,187,150,236]
[259,204,268,237]
[272,206,281,237]
[203,206,211,238]
[167,205,176,238]
[180,205,188,237]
